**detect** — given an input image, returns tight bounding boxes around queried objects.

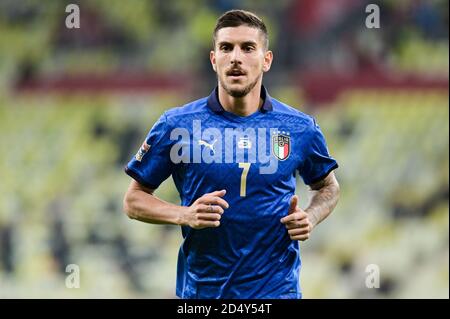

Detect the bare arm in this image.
[304,171,340,228]
[123,179,229,228]
[123,180,185,225]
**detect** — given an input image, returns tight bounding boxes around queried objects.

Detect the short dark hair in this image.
[213,10,269,50]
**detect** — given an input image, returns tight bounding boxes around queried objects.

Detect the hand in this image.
[280,195,313,241]
[182,190,229,229]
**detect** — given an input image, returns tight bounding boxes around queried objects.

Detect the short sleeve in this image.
[125,113,174,189]
[298,118,338,185]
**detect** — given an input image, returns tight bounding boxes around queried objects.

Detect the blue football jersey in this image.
[125,86,338,299]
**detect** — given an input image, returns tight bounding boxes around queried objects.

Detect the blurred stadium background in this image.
[0,0,448,298]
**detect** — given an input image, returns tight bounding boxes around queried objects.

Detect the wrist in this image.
[176,206,189,226]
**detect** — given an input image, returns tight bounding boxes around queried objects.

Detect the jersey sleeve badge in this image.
[135,141,150,162]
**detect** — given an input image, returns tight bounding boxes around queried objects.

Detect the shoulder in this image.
[161,97,210,127]
[270,97,316,130]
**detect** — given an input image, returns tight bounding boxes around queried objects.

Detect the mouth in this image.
[226,69,246,79]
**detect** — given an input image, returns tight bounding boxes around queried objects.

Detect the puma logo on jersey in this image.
[198,139,217,154]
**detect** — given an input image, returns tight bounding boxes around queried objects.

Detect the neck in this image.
[218,82,263,117]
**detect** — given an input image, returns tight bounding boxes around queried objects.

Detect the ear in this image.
[263,50,273,72]
[210,50,217,72]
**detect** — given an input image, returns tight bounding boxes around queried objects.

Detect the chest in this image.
[171,122,304,193]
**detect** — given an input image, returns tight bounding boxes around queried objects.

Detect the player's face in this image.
[210,26,273,98]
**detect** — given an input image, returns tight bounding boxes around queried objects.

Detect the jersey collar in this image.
[207,85,273,113]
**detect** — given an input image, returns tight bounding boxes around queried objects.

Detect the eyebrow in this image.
[217,41,258,47]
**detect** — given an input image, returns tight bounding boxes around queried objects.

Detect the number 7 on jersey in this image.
[238,163,251,197]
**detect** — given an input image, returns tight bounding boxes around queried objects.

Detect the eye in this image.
[243,45,255,52]
[220,44,231,52]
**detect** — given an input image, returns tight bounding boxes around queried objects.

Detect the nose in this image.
[230,47,242,65]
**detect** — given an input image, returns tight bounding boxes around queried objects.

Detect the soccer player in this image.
[123,10,340,299]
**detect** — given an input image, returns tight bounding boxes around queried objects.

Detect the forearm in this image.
[124,189,186,226]
[304,174,340,227]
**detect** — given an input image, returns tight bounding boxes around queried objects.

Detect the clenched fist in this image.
[182,189,229,229]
